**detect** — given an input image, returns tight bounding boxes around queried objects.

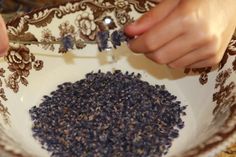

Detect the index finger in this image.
[128,11,184,54]
[124,0,180,37]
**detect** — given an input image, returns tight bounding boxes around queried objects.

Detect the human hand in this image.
[0,14,9,56]
[125,0,236,69]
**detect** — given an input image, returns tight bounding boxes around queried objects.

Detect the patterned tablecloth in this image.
[0,0,235,157]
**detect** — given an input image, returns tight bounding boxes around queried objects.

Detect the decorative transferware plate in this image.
[0,0,235,157]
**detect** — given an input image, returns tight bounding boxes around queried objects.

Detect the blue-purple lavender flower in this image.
[111,30,129,49]
[96,31,109,52]
[59,35,74,53]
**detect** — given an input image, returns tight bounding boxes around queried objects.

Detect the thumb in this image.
[124,0,180,37]
[0,15,9,57]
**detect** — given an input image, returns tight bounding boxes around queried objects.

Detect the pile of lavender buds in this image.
[29,70,186,157]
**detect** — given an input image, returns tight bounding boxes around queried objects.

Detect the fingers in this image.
[144,34,222,69]
[188,57,220,68]
[125,0,236,69]
[0,15,9,56]
[168,45,216,68]
[187,45,225,69]
[128,13,184,54]
[144,33,207,64]
[124,0,180,37]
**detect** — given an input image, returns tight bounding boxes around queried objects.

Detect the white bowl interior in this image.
[1,45,234,157]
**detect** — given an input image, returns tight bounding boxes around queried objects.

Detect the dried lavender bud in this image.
[96,31,109,51]
[59,35,74,53]
[29,70,186,157]
[75,39,86,49]
[111,30,129,49]
[63,35,74,49]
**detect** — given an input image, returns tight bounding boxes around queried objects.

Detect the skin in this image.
[125,0,236,69]
[0,14,9,56]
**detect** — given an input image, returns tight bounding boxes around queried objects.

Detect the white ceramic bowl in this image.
[1,1,236,157]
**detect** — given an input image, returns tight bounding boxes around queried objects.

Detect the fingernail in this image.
[127,42,130,48]
[127,39,136,50]
[127,40,134,50]
[131,20,137,24]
